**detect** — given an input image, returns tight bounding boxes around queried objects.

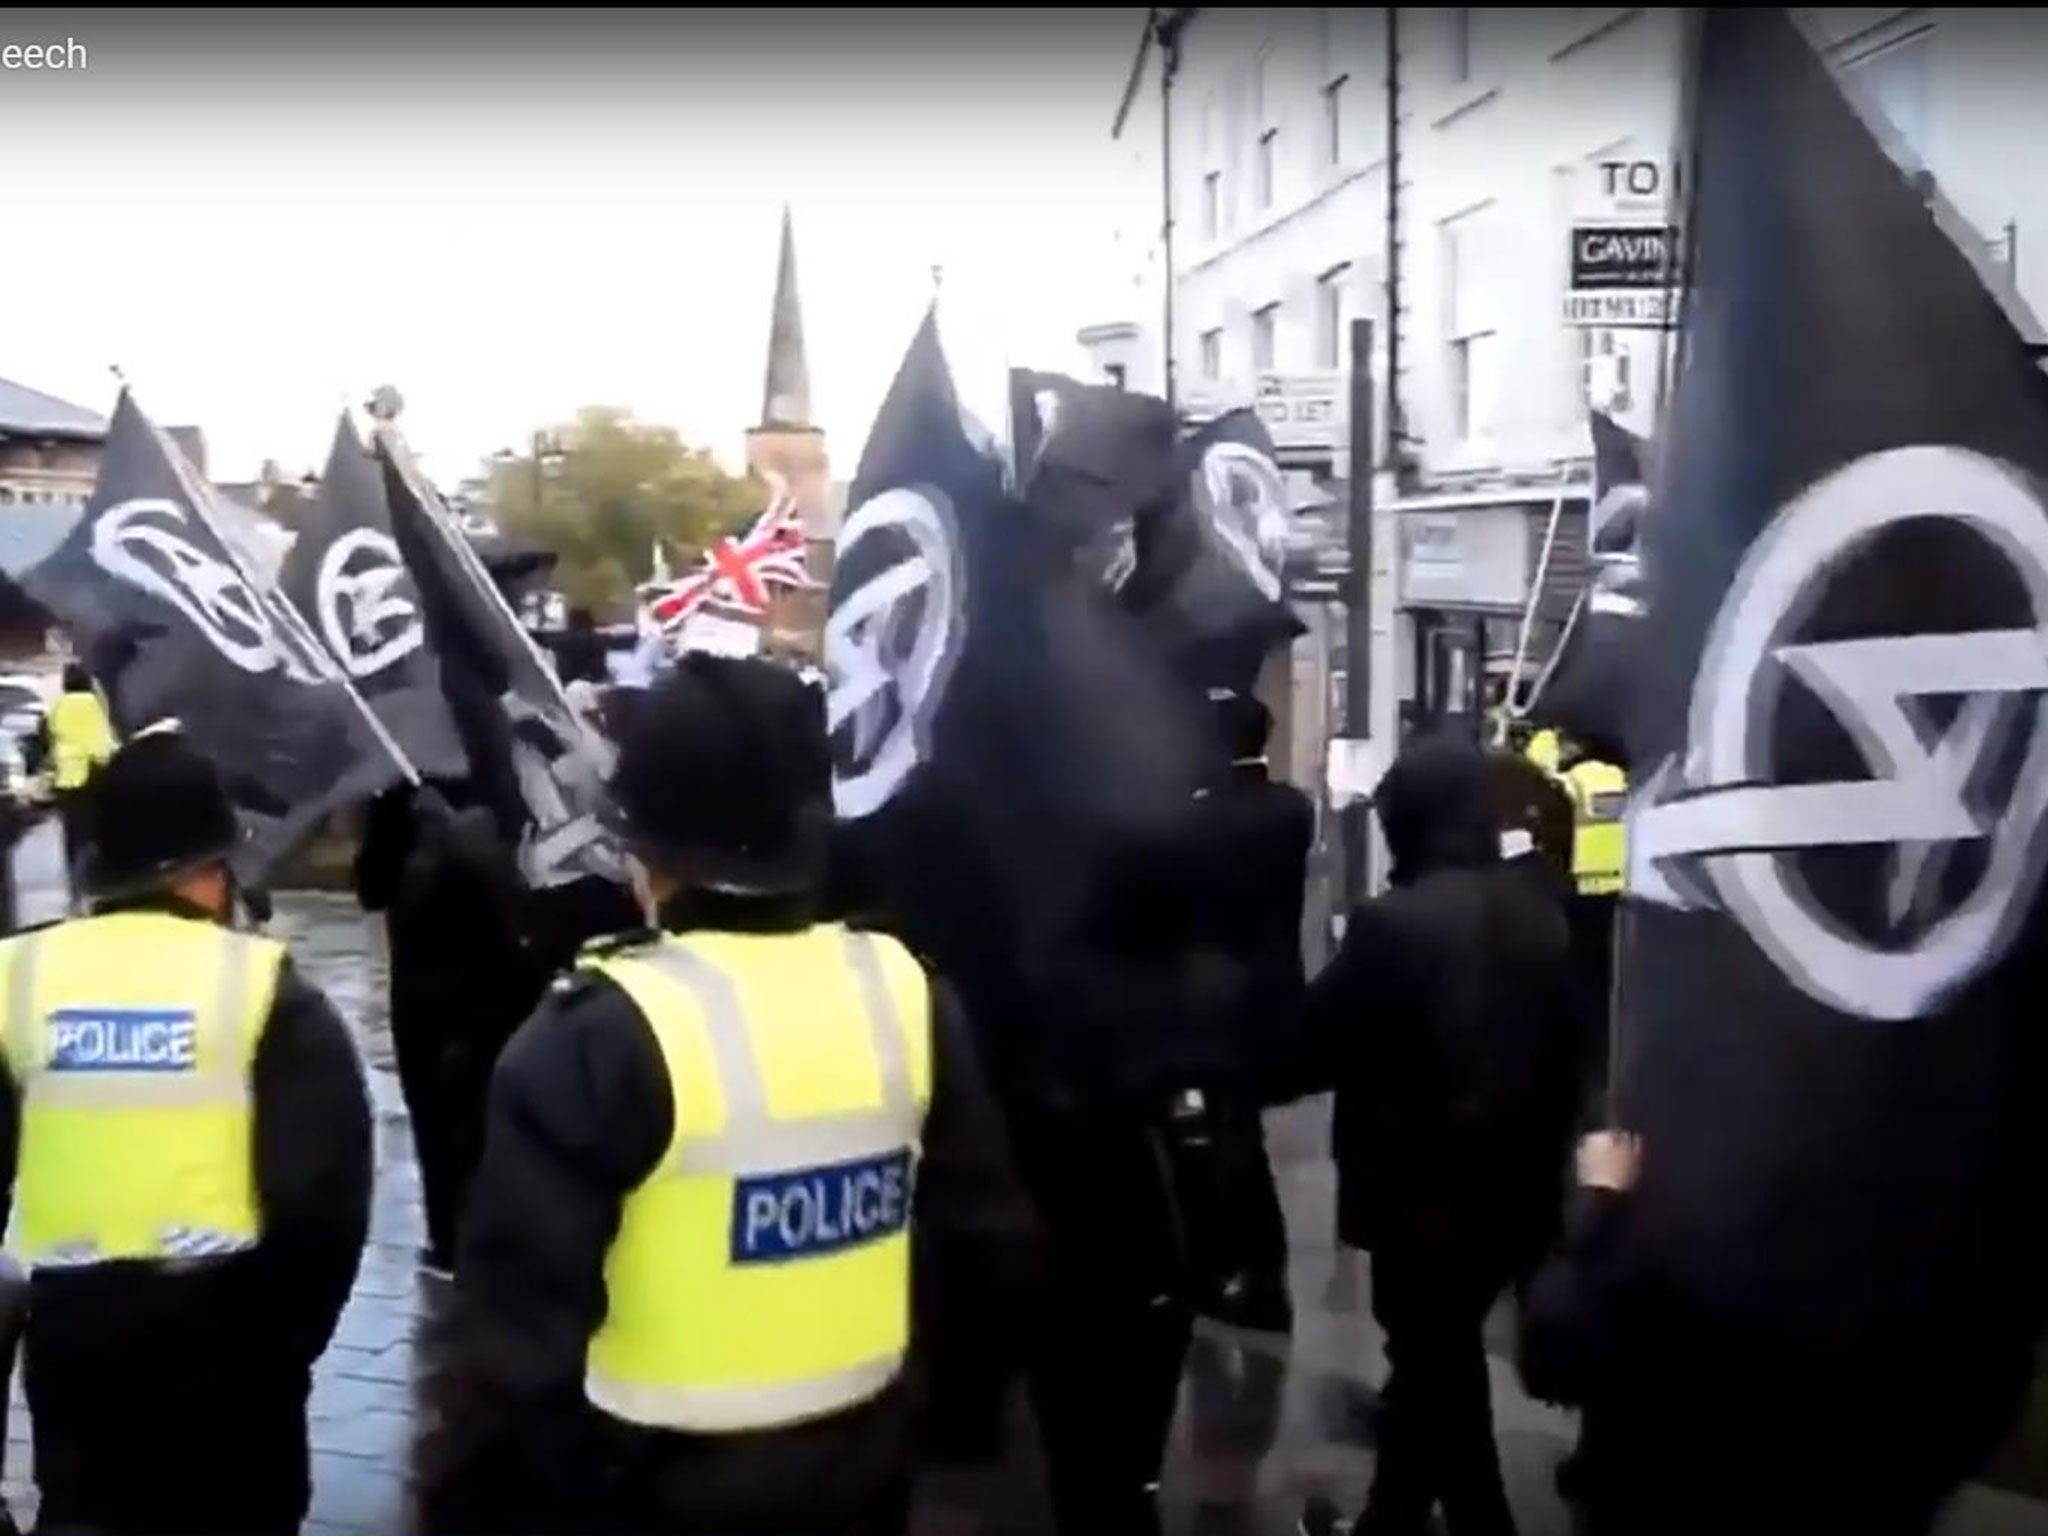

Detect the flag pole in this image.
[366,404,605,756]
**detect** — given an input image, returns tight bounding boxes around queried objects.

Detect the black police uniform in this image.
[0,732,372,1535]
[421,656,1044,1536]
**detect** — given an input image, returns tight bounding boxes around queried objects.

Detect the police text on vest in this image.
[731,1149,914,1264]
[47,1008,199,1073]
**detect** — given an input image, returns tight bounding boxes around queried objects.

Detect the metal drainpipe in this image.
[1384,5,1407,486]
[1159,10,1189,413]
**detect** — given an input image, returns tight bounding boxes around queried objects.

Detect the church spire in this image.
[760,205,812,430]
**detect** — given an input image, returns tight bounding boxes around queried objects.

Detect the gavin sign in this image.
[1570,224,1678,290]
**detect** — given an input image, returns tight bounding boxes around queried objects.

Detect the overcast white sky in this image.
[1,8,1147,485]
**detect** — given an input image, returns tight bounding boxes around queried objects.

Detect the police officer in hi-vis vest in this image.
[426,654,1038,1536]
[40,663,117,881]
[1530,731,1629,1124]
[0,722,372,1535]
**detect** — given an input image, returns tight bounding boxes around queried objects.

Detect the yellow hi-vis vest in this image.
[0,911,281,1270]
[583,924,933,1435]
[48,691,115,793]
[1564,759,1629,896]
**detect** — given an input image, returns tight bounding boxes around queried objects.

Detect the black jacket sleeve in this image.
[1517,1187,1638,1408]
[422,972,671,1534]
[250,958,375,1367]
[352,788,415,915]
[910,980,1045,1463]
[1264,900,1401,1106]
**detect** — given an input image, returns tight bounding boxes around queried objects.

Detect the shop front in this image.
[1391,484,1591,740]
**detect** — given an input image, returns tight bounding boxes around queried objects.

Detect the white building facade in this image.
[1083,6,2048,772]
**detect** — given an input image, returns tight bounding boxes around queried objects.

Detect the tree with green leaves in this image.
[479,407,763,618]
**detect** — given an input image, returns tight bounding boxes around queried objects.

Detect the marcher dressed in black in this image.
[355,781,533,1274]
[0,726,371,1535]
[1008,818,1256,1536]
[1283,733,1579,1536]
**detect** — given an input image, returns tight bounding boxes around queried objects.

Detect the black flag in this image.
[1618,6,2048,1512]
[1007,371,1306,697]
[829,314,1208,1057]
[1132,409,1307,697]
[279,416,468,783]
[1522,409,1650,762]
[24,393,404,880]
[1007,367,1179,593]
[373,423,625,889]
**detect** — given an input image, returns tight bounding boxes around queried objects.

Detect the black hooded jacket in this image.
[1278,734,1580,1259]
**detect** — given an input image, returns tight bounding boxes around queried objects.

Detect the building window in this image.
[1842,26,1934,168]
[1202,171,1222,240]
[1256,129,1278,210]
[1579,330,1635,415]
[1200,328,1224,380]
[1252,303,1280,372]
[1450,333,1501,441]
[1442,206,1499,441]
[1316,264,1351,370]
[1323,76,1348,167]
[1449,7,1473,83]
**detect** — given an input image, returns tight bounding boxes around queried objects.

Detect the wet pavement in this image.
[0,862,2045,1533]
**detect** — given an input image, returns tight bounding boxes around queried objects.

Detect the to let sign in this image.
[1254,373,1343,451]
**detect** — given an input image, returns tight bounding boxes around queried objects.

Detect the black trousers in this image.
[388,994,494,1266]
[1358,1242,1518,1536]
[1011,1106,1195,1536]
[54,793,88,890]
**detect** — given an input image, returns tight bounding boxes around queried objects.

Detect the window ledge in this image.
[1431,83,1500,132]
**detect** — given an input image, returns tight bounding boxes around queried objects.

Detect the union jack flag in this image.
[643,482,816,630]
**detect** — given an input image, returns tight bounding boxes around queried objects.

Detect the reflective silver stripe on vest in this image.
[587,1349,904,1434]
[631,935,916,1178]
[7,927,258,1110]
[158,1224,260,1261]
[842,930,913,1120]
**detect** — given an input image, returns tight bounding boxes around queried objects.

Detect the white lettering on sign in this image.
[48,1009,199,1073]
[731,1149,914,1264]
[1562,291,1678,329]
[1598,160,1669,200]
[1576,229,1671,268]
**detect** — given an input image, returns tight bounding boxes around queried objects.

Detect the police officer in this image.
[426,654,1038,1536]
[40,662,116,879]
[1552,737,1625,1113]
[1557,742,1626,901]
[0,722,372,1534]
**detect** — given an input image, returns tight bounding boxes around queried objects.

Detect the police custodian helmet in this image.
[79,721,244,901]
[603,653,831,896]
